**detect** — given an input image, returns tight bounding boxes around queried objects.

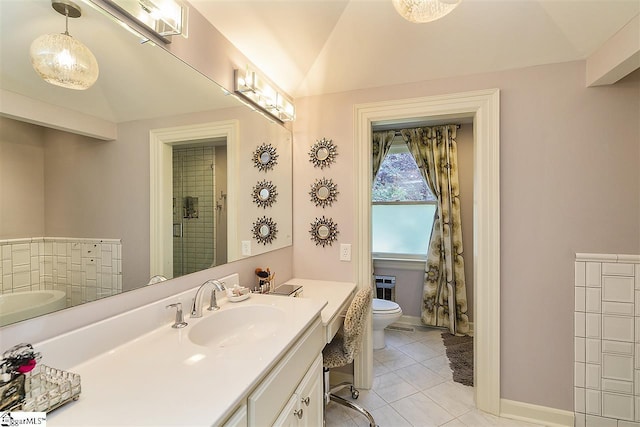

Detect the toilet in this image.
[372,298,403,350]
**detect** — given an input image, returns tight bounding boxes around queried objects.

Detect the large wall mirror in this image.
[0,0,292,327]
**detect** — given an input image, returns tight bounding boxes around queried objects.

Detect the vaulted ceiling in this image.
[189,0,640,98]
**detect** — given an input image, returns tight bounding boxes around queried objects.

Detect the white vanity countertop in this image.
[47,293,325,426]
[284,278,356,326]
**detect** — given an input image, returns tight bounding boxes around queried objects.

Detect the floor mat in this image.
[441,332,473,386]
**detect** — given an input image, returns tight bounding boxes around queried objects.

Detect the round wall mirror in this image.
[252,216,278,245]
[253,143,278,172]
[315,147,329,161]
[309,138,337,169]
[309,178,338,208]
[252,180,277,208]
[317,225,330,239]
[309,216,338,247]
[260,151,271,164]
[316,186,329,200]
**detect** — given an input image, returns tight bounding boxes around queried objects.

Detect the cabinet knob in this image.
[301,396,310,406]
[294,408,304,419]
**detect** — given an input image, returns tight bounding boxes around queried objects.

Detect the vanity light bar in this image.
[101,0,187,42]
[234,68,295,123]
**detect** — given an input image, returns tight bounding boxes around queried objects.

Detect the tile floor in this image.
[325,326,544,427]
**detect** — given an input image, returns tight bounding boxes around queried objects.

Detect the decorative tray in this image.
[8,365,81,413]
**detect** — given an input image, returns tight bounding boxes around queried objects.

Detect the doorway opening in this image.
[354,89,500,415]
[149,120,239,280]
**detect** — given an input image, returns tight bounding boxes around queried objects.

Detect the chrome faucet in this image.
[190,279,226,318]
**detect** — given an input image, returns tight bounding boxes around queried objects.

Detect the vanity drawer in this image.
[248,317,323,426]
[326,296,352,344]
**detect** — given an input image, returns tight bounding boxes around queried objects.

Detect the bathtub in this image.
[0,290,67,327]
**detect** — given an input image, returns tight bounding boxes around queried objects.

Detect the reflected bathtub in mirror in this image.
[0,290,66,327]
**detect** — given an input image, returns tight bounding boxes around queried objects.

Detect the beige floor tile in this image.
[326,400,357,424]
[393,363,448,391]
[457,409,544,426]
[335,387,388,411]
[441,419,468,427]
[422,381,475,418]
[390,392,456,426]
[372,371,420,403]
[397,340,442,362]
[368,404,413,427]
[374,346,418,371]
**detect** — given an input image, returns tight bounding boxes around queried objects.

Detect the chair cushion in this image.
[323,335,351,368]
[322,287,373,369]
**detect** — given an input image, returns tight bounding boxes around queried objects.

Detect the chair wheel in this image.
[351,386,359,399]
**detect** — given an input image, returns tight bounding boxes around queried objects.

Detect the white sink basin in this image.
[188,305,286,348]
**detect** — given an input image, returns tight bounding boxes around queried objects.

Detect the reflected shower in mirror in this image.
[0,0,292,327]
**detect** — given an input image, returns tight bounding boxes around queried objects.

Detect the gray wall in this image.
[292,61,640,411]
[0,118,46,238]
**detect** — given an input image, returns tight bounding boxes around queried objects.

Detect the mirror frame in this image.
[252,143,278,172]
[309,216,339,247]
[309,177,338,208]
[252,216,278,245]
[252,180,278,208]
[309,138,337,169]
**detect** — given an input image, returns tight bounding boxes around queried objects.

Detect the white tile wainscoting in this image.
[0,237,122,307]
[575,253,640,427]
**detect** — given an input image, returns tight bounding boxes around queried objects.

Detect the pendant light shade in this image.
[30,0,99,90]
[392,0,460,23]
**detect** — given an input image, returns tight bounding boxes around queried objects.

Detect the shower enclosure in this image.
[172,143,227,277]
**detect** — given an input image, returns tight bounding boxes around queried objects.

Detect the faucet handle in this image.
[166,303,188,329]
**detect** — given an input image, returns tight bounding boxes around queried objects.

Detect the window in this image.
[372,139,436,258]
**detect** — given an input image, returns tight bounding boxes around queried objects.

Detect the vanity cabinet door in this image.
[223,404,247,427]
[272,394,299,427]
[298,356,323,427]
[272,355,323,427]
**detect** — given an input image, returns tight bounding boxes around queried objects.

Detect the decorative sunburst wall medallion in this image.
[252,216,278,245]
[309,216,339,247]
[309,138,337,169]
[253,143,278,172]
[252,180,278,208]
[309,178,338,208]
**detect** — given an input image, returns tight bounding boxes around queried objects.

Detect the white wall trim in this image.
[373,258,426,271]
[575,253,640,263]
[354,88,501,414]
[149,120,239,279]
[500,399,574,427]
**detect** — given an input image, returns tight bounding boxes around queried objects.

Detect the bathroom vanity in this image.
[35,276,356,426]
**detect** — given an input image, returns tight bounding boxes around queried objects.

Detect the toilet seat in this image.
[372,298,402,314]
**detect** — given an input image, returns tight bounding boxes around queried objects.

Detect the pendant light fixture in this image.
[392,0,461,23]
[30,0,99,90]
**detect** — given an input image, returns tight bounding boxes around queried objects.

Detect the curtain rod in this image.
[381,124,461,136]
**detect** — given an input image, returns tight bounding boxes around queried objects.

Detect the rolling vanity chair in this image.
[322,287,377,427]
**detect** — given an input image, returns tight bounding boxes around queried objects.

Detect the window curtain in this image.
[400,125,469,335]
[372,130,396,179]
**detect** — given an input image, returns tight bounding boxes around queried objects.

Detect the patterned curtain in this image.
[372,131,396,179]
[400,125,469,335]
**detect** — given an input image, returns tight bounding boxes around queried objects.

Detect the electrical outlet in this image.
[241,240,251,256]
[340,243,351,261]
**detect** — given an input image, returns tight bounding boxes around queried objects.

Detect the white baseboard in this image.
[500,399,574,427]
[394,315,475,335]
